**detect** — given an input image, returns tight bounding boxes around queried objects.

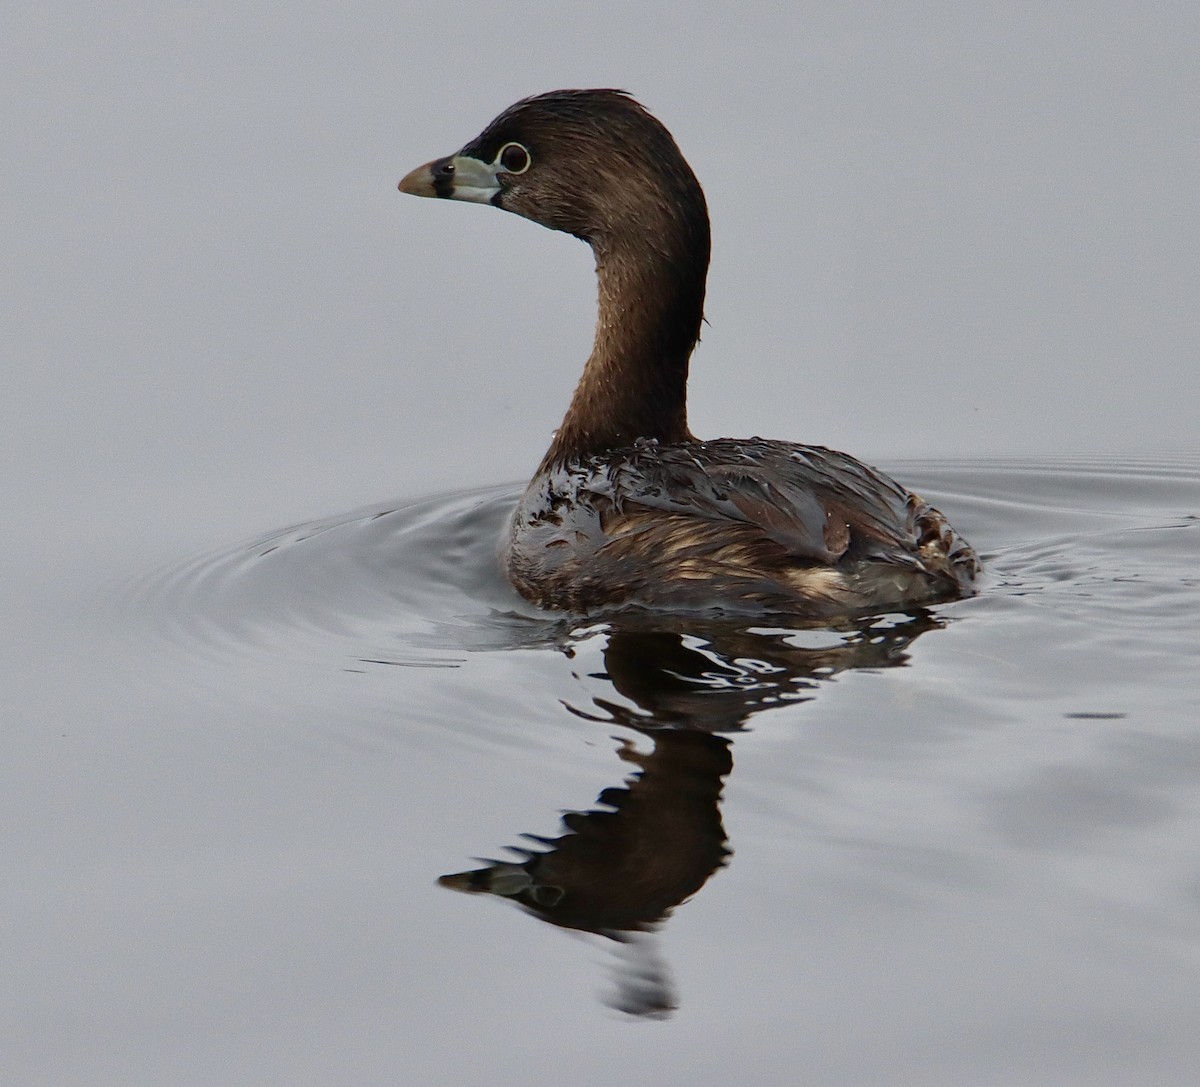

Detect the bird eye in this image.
[496,142,531,174]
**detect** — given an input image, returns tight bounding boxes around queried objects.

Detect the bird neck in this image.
[540,212,710,469]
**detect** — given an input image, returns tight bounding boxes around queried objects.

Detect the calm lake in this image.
[10,454,1199,1084]
[8,9,1200,1082]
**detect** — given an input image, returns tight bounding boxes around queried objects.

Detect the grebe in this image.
[399,90,977,617]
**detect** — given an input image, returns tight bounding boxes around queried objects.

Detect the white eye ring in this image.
[495,142,531,175]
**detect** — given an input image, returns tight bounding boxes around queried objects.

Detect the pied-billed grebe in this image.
[398,90,978,617]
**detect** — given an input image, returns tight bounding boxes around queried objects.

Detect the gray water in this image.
[7,6,1200,1083]
[8,455,1199,1085]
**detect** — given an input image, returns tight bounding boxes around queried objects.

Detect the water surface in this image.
[9,455,1200,1085]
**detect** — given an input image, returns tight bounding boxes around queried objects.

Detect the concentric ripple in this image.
[125,483,576,674]
[122,456,1200,686]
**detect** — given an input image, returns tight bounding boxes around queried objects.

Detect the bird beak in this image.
[397,155,502,205]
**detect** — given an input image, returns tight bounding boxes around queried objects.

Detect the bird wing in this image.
[590,439,922,568]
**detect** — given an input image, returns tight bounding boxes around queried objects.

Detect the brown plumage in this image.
[399,89,979,617]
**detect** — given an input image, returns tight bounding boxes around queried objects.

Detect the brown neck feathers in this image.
[540,175,710,468]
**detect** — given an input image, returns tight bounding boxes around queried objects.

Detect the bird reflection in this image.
[440,610,941,1017]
